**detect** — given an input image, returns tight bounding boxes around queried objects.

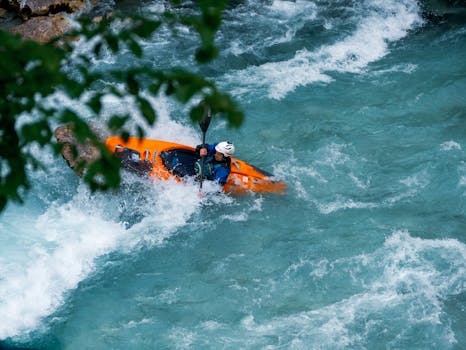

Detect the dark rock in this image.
[4,0,86,19]
[2,0,105,43]
[0,8,22,29]
[54,124,102,177]
[9,14,70,42]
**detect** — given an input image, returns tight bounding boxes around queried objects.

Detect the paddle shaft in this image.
[199,133,206,191]
[198,110,212,192]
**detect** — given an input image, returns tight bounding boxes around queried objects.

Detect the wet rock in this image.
[0,7,22,29]
[1,0,100,43]
[9,14,70,42]
[54,124,102,177]
[4,0,86,19]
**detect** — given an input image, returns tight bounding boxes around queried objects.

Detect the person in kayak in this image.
[194,141,235,185]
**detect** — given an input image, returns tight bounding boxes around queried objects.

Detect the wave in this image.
[240,231,465,348]
[0,178,203,339]
[0,95,224,340]
[273,139,460,214]
[221,0,318,57]
[147,231,465,348]
[222,0,423,99]
[0,186,127,340]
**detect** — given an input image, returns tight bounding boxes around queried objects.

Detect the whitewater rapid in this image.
[1,0,465,348]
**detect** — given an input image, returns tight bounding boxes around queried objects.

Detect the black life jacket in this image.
[194,156,230,180]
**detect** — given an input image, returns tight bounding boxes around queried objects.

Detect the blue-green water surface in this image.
[1,0,465,349]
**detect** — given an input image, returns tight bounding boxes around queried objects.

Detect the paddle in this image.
[198,107,212,192]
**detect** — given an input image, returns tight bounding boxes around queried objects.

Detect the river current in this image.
[1,0,465,349]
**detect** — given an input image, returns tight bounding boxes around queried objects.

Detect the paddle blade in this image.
[199,110,212,133]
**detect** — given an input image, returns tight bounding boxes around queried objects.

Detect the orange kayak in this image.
[105,136,286,195]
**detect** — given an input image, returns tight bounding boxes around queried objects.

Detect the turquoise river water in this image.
[1,0,465,349]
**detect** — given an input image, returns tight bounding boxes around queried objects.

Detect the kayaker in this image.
[194,141,235,185]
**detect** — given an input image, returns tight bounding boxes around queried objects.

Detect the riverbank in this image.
[0,0,114,42]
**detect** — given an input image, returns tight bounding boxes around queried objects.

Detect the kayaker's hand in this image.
[199,148,207,157]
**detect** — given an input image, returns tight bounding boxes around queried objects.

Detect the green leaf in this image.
[136,125,145,139]
[105,34,119,53]
[226,110,244,128]
[137,97,156,125]
[94,42,103,57]
[195,45,218,63]
[199,0,226,30]
[121,131,130,142]
[127,74,139,95]
[20,119,52,146]
[132,19,161,39]
[108,115,130,131]
[88,93,103,114]
[165,82,175,96]
[189,104,205,122]
[128,39,143,58]
[148,81,162,95]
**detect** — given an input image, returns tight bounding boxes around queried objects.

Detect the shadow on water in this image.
[0,336,61,350]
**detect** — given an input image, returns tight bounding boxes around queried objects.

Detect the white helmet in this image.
[215,141,235,157]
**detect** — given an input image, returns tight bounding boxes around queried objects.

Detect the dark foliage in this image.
[0,0,244,212]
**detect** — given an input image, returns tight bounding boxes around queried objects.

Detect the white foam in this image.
[399,170,430,188]
[0,174,207,339]
[224,0,423,99]
[157,288,179,305]
[99,92,201,147]
[460,176,466,189]
[285,258,330,280]
[316,197,378,214]
[41,87,202,164]
[380,170,430,206]
[228,55,333,100]
[0,93,213,338]
[349,173,370,189]
[201,320,224,331]
[272,148,328,200]
[273,143,370,203]
[169,327,196,348]
[220,197,263,222]
[123,318,153,329]
[315,143,351,168]
[220,212,249,222]
[440,141,462,151]
[124,179,203,247]
[146,1,166,14]
[275,162,325,200]
[269,0,316,18]
[249,231,466,347]
[223,0,317,56]
[371,63,418,76]
[0,188,127,339]
[266,0,318,48]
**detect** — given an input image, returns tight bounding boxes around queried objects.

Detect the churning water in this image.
[1,0,465,349]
